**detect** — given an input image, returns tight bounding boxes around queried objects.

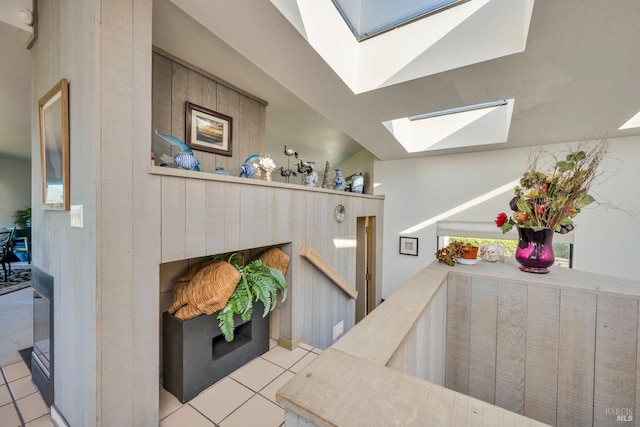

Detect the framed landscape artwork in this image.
[185,102,233,156]
[39,78,70,210]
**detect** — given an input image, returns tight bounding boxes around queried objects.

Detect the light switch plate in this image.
[70,205,83,228]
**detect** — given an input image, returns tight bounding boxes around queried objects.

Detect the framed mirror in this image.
[39,78,70,210]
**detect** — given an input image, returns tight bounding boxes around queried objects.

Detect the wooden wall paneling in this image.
[226,90,241,173]
[495,281,527,415]
[239,184,256,250]
[428,284,447,387]
[101,0,136,423]
[187,69,203,106]
[132,3,158,422]
[187,69,204,168]
[469,277,498,405]
[593,295,638,426]
[223,182,241,251]
[557,290,597,427]
[524,286,560,425]
[201,78,218,173]
[185,179,207,258]
[312,193,330,348]
[215,84,231,172]
[252,186,269,248]
[152,53,173,164]
[414,306,430,381]
[388,322,418,376]
[160,177,187,262]
[205,181,226,256]
[238,96,252,176]
[272,188,293,244]
[445,274,471,394]
[249,98,263,156]
[170,62,188,158]
[290,190,309,343]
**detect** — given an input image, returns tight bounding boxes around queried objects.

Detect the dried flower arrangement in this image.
[495,140,608,234]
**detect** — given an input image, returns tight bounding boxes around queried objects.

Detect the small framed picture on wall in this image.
[185,102,233,156]
[399,236,418,256]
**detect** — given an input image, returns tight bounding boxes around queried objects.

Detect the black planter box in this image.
[162,302,269,403]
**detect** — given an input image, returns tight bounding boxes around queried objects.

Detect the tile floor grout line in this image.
[0,364,27,427]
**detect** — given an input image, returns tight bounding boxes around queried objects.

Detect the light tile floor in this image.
[0,358,52,427]
[0,272,320,427]
[159,339,320,427]
[0,340,319,427]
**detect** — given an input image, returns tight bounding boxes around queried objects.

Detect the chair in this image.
[12,227,31,264]
[0,227,16,282]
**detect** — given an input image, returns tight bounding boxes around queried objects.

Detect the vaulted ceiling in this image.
[2,0,639,166]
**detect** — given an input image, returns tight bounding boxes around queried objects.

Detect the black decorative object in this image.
[162,301,269,403]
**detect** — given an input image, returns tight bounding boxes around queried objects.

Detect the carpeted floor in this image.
[0,266,32,296]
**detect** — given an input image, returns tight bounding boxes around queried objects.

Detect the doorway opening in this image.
[356,216,376,323]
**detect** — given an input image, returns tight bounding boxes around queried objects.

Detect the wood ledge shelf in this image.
[148,165,384,199]
[432,258,640,298]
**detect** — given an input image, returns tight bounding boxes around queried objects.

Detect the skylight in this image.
[270,0,535,94]
[383,99,514,153]
[331,0,469,41]
[619,110,640,130]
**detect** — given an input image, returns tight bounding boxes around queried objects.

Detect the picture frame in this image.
[39,78,70,210]
[399,236,418,256]
[185,102,233,156]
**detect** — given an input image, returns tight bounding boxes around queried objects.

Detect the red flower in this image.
[495,212,508,227]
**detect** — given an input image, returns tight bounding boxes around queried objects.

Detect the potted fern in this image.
[214,253,287,342]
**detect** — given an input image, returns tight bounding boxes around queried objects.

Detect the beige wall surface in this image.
[31,0,157,426]
[0,157,30,227]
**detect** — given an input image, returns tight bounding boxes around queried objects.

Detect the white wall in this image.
[337,148,378,195]
[374,136,640,298]
[0,157,30,226]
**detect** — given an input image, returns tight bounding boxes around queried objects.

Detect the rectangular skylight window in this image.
[619,110,640,130]
[331,0,470,41]
[409,99,508,121]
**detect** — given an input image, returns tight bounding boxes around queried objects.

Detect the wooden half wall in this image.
[278,260,640,426]
[150,166,384,350]
[444,261,640,426]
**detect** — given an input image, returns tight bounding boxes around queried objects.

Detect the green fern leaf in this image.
[217,305,236,342]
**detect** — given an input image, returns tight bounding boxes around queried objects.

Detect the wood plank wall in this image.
[386,283,447,386]
[445,272,640,427]
[152,51,264,174]
[152,51,384,354]
[154,171,384,351]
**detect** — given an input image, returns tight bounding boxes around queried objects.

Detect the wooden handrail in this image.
[300,245,358,300]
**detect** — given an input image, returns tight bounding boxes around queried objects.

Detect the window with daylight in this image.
[331,0,469,40]
[436,221,574,268]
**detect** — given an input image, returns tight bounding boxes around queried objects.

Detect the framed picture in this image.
[185,102,232,156]
[399,236,418,256]
[39,78,70,210]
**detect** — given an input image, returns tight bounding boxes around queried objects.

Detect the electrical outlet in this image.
[332,321,344,341]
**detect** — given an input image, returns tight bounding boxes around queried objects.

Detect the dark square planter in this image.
[162,302,270,403]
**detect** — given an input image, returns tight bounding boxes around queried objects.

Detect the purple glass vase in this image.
[515,228,555,274]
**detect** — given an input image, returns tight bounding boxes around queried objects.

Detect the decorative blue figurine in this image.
[239,154,261,178]
[154,130,200,172]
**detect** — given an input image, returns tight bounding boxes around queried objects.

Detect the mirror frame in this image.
[38,78,70,210]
